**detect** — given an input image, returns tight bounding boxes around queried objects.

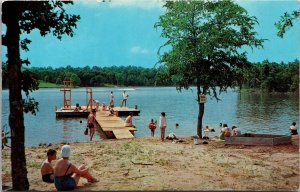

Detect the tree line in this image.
[2,60,298,92]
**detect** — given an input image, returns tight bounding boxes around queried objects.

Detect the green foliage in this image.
[242,60,299,92]
[275,10,300,38]
[155,0,264,100]
[22,65,172,87]
[2,1,80,190]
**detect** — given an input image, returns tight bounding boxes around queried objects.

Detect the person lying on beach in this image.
[41,149,57,183]
[166,132,177,140]
[54,145,97,191]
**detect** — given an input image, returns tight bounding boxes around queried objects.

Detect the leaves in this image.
[275,10,300,38]
[155,0,264,100]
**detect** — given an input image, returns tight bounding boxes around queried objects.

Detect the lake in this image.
[2,87,299,147]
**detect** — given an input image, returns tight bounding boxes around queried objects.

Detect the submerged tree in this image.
[155,0,264,138]
[2,1,80,190]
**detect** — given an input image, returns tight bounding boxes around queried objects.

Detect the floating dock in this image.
[95,110,136,139]
[112,106,140,116]
[55,106,90,117]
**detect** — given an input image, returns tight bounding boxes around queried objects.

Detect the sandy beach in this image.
[2,136,299,191]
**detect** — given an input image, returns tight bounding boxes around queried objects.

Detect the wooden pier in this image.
[112,106,140,116]
[95,110,136,139]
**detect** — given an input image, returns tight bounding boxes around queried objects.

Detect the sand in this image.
[2,136,299,191]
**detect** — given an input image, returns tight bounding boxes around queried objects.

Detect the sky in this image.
[2,0,300,68]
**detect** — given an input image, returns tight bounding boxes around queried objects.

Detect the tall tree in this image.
[155,0,264,138]
[2,1,80,190]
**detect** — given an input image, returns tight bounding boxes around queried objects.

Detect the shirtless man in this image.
[41,149,57,183]
[124,112,134,127]
[87,109,96,141]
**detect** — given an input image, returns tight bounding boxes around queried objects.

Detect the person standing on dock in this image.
[159,112,167,141]
[121,91,128,107]
[109,91,114,107]
[87,109,96,141]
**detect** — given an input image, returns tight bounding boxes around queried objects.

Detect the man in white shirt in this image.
[121,91,128,107]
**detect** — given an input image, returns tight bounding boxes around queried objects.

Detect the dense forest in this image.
[2,59,299,92]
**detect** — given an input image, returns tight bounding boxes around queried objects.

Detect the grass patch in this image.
[38,81,62,88]
[27,161,41,169]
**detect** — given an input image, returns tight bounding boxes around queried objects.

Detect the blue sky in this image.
[2,0,300,68]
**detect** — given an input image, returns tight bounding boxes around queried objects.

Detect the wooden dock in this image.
[95,110,136,139]
[55,106,90,117]
[112,106,140,116]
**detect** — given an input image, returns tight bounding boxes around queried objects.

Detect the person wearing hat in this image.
[87,109,96,141]
[54,145,97,190]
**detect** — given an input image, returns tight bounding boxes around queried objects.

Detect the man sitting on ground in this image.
[41,149,57,183]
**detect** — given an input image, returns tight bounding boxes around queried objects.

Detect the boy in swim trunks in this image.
[41,149,57,183]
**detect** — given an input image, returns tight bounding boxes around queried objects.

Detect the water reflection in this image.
[236,91,299,135]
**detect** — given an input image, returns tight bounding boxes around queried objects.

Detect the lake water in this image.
[2,87,299,147]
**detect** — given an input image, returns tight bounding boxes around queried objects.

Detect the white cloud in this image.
[130,46,149,54]
[109,0,164,9]
[75,0,165,9]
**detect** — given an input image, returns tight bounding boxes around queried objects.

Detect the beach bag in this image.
[84,128,88,135]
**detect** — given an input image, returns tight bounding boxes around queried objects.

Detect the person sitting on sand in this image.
[148,119,157,137]
[220,123,230,140]
[41,149,57,183]
[289,122,298,135]
[232,126,241,136]
[54,145,97,191]
[166,132,177,140]
[124,112,135,127]
[224,124,231,137]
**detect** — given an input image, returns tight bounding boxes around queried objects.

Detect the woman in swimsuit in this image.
[54,145,97,191]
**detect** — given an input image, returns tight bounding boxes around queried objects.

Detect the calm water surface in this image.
[2,87,299,146]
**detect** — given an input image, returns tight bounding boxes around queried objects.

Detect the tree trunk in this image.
[197,103,204,138]
[6,3,30,190]
[196,81,204,138]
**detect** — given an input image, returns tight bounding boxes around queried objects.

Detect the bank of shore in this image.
[2,136,299,191]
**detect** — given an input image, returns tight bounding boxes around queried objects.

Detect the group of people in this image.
[218,123,242,140]
[148,112,172,141]
[41,145,97,191]
[94,90,129,111]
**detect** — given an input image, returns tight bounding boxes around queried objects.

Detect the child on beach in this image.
[148,119,157,137]
[41,149,57,183]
